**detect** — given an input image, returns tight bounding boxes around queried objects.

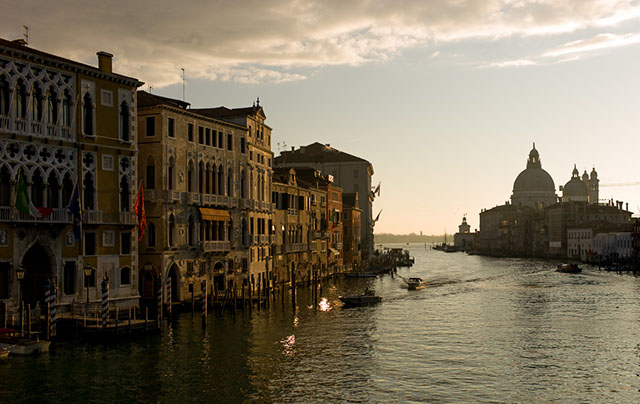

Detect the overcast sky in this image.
[3,1,640,234]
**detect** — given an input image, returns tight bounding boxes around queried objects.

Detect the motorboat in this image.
[556,263,582,274]
[339,289,382,307]
[0,328,50,356]
[0,348,8,360]
[406,277,426,290]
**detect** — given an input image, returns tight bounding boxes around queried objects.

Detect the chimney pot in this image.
[97,51,113,73]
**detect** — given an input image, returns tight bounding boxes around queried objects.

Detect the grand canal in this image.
[3,244,640,403]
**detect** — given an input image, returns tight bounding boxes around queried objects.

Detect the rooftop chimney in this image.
[97,51,113,73]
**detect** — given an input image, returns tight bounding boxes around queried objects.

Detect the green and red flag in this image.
[15,172,43,218]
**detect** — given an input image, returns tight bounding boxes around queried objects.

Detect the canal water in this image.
[3,244,640,403]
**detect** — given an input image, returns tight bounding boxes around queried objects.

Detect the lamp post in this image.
[84,264,93,305]
[16,265,25,336]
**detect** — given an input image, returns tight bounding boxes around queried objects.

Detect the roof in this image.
[275,142,372,166]
[0,37,142,87]
[138,90,190,109]
[192,105,266,120]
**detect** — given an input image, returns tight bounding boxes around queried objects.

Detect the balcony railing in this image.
[200,240,231,252]
[1,115,74,140]
[120,211,137,225]
[144,189,156,203]
[83,210,102,224]
[189,192,201,204]
[241,199,252,209]
[30,121,42,135]
[287,209,297,216]
[165,190,181,203]
[0,115,8,130]
[0,207,72,223]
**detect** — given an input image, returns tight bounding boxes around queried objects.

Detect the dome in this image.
[513,167,556,193]
[562,164,588,200]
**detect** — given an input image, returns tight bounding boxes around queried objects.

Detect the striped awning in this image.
[199,208,230,221]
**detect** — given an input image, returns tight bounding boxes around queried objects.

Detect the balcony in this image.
[30,121,42,135]
[284,243,307,253]
[0,207,71,223]
[120,211,137,225]
[144,189,157,203]
[0,115,8,130]
[241,199,252,209]
[230,197,239,208]
[189,192,201,204]
[1,115,74,140]
[165,190,181,203]
[287,209,297,216]
[83,210,102,224]
[200,240,231,252]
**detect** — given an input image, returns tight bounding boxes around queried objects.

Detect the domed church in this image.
[561,165,599,203]
[511,144,558,209]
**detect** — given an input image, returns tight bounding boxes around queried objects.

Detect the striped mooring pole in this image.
[166,277,172,314]
[44,279,51,337]
[48,279,57,337]
[157,276,162,322]
[101,277,109,328]
[201,279,207,319]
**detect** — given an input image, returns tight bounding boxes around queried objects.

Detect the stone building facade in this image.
[342,193,362,270]
[0,38,142,315]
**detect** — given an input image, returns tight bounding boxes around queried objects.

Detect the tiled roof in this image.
[275,142,370,165]
[137,90,190,109]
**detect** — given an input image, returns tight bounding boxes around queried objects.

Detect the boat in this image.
[339,289,382,307]
[556,263,582,274]
[346,272,378,278]
[406,277,426,290]
[0,328,51,355]
[0,348,9,360]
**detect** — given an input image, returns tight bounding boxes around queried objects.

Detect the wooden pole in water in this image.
[128,306,132,334]
[291,268,296,308]
[145,307,148,331]
[27,303,31,338]
[257,276,261,308]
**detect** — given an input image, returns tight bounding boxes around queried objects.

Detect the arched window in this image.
[145,155,155,190]
[218,166,224,196]
[83,172,95,209]
[62,90,72,127]
[240,170,247,199]
[147,222,156,247]
[0,76,10,116]
[62,173,73,206]
[228,219,233,242]
[206,163,212,194]
[46,87,58,135]
[83,92,94,135]
[47,172,60,208]
[187,161,194,193]
[168,215,176,247]
[120,266,131,286]
[16,80,27,120]
[120,175,130,211]
[188,215,195,246]
[198,162,204,194]
[168,157,175,190]
[0,166,10,206]
[31,170,45,207]
[119,100,130,141]
[31,83,43,122]
[227,168,233,197]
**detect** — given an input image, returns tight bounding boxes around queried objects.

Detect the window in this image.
[188,123,194,142]
[120,101,130,141]
[0,262,9,299]
[206,128,211,146]
[145,156,155,190]
[120,176,130,211]
[63,261,76,295]
[103,230,115,247]
[147,222,156,247]
[62,90,72,127]
[121,232,132,255]
[227,134,233,151]
[120,267,131,286]
[0,77,9,116]
[83,92,94,135]
[146,116,155,137]
[102,154,114,171]
[84,232,97,255]
[353,169,359,178]
[240,138,246,154]
[101,90,113,106]
[168,117,175,138]
[211,129,216,147]
[83,172,95,210]
[218,131,223,148]
[198,126,204,144]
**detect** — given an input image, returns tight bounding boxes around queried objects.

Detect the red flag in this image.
[134,183,146,241]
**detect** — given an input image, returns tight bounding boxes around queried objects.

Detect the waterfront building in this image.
[272,168,317,284]
[191,101,275,296]
[137,91,260,305]
[593,232,633,261]
[453,216,475,251]
[342,193,362,270]
[567,221,631,262]
[274,143,376,262]
[479,145,630,258]
[0,38,142,315]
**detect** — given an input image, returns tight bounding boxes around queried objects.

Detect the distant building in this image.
[343,193,362,270]
[275,142,376,261]
[453,216,474,251]
[479,145,631,258]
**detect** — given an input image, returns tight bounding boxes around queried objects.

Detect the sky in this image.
[3,0,640,234]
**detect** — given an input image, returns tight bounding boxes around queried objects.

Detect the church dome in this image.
[563,165,588,200]
[511,144,558,208]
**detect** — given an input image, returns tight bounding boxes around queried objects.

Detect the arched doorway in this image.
[213,262,224,295]
[20,243,53,309]
[140,270,155,299]
[168,264,179,303]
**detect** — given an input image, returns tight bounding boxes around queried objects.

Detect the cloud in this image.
[542,32,640,57]
[479,59,537,68]
[2,0,640,85]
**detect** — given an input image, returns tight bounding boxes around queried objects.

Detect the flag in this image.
[134,183,146,241]
[373,209,382,223]
[373,182,381,196]
[68,179,82,242]
[15,172,42,218]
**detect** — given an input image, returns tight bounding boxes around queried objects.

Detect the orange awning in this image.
[199,208,230,221]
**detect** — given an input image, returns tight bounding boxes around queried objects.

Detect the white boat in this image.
[406,277,426,289]
[0,329,50,355]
